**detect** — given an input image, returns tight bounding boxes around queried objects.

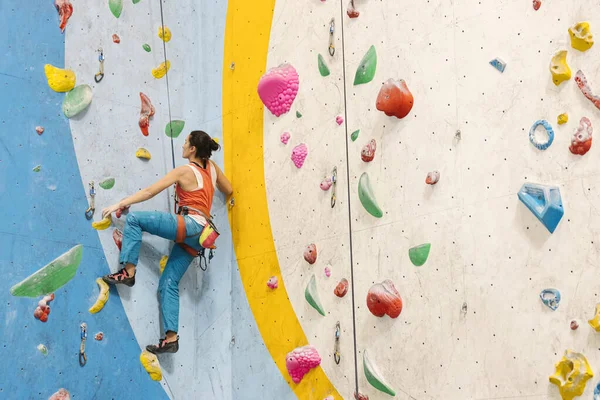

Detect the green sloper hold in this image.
[305,274,326,316]
[133,0,141,3]
[364,349,396,396]
[10,245,83,297]
[143,43,151,52]
[62,85,93,118]
[358,172,383,218]
[409,243,431,267]
[109,0,123,18]
[165,120,185,138]
[99,177,115,190]
[351,129,360,141]
[318,54,330,77]
[296,111,302,118]
[354,45,377,85]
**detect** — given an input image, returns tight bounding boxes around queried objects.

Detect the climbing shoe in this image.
[102,268,135,287]
[146,336,179,354]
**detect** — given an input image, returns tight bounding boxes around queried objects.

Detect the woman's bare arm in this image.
[211,161,233,197]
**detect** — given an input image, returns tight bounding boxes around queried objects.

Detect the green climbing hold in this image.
[354,45,377,85]
[109,0,123,18]
[363,349,396,396]
[165,120,185,138]
[358,172,383,218]
[143,43,151,52]
[10,245,83,297]
[409,243,431,267]
[32,165,41,172]
[351,129,360,141]
[99,177,115,190]
[132,0,141,3]
[296,111,302,118]
[318,54,330,77]
[305,274,326,316]
[62,85,93,118]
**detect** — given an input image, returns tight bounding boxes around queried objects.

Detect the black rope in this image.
[158,0,176,171]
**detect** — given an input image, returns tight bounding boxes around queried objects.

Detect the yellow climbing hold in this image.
[212,137,219,144]
[588,303,600,331]
[159,255,168,274]
[92,215,112,230]
[549,349,593,400]
[569,22,594,52]
[44,64,76,92]
[557,113,569,125]
[89,278,109,314]
[158,26,171,42]
[135,148,151,160]
[140,350,162,381]
[152,60,171,79]
[549,50,571,86]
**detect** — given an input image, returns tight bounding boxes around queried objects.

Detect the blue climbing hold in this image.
[518,183,564,233]
[539,288,561,311]
[529,120,554,150]
[594,381,600,400]
[489,58,506,73]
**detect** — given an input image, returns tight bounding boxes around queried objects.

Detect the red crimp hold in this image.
[347,0,359,18]
[55,0,73,33]
[304,244,317,264]
[532,0,541,10]
[334,278,349,298]
[569,117,593,156]
[376,78,414,119]
[112,34,121,44]
[575,70,600,111]
[361,139,376,162]
[115,205,130,218]
[34,293,55,323]
[139,92,155,136]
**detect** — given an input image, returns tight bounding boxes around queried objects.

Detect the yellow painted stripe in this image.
[222,1,341,399]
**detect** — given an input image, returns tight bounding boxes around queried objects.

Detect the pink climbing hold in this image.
[36,126,44,135]
[285,345,322,384]
[304,243,317,264]
[280,132,291,145]
[320,177,333,191]
[324,266,331,277]
[267,276,278,289]
[426,170,440,185]
[336,115,344,125]
[291,143,308,168]
[49,388,71,400]
[257,63,299,117]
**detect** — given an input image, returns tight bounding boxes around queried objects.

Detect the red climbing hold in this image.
[55,0,73,33]
[116,205,130,218]
[112,34,121,44]
[304,244,317,264]
[575,70,600,111]
[113,228,123,250]
[347,0,360,18]
[49,388,71,400]
[139,92,155,136]
[366,280,403,318]
[569,117,593,156]
[532,0,541,10]
[36,126,44,135]
[361,139,376,162]
[334,278,349,298]
[376,78,414,119]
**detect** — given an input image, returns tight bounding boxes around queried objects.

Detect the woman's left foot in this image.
[146,336,179,354]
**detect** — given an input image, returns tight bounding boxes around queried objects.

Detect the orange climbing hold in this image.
[139,92,155,136]
[533,0,541,10]
[55,0,73,33]
[112,34,121,43]
[366,280,403,318]
[375,78,414,119]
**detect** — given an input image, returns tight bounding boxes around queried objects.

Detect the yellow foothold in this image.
[44,64,76,93]
[159,255,168,274]
[89,278,109,314]
[569,22,594,52]
[152,60,171,79]
[140,350,162,381]
[212,137,219,144]
[588,303,600,331]
[158,26,171,42]
[549,350,593,400]
[135,147,151,160]
[557,113,569,125]
[550,50,571,86]
[91,215,112,231]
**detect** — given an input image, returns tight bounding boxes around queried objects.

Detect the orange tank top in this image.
[175,161,215,217]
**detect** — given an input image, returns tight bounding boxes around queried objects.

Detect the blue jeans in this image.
[120,211,204,334]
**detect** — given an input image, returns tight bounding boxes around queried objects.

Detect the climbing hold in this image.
[358,172,383,218]
[62,85,93,118]
[354,393,369,400]
[569,22,594,52]
[489,58,506,73]
[33,165,41,173]
[44,64,76,93]
[133,0,141,3]
[569,117,593,156]
[354,45,377,85]
[92,214,112,231]
[571,320,579,330]
[361,139,376,162]
[305,274,326,316]
[267,276,278,289]
[108,0,123,18]
[550,50,571,86]
[296,111,302,118]
[159,255,168,274]
[280,132,290,145]
[139,92,155,136]
[320,177,333,191]
[10,245,82,297]
[351,129,360,141]
[136,147,151,160]
[291,143,308,168]
[152,60,170,79]
[324,266,331,278]
[595,382,600,400]
[347,0,359,18]
[376,78,414,119]
[257,63,299,117]
[165,120,185,138]
[426,171,440,185]
[336,116,344,125]
[95,332,104,341]
[588,303,600,332]
[304,243,317,264]
[318,54,330,77]
[528,119,554,150]
[540,288,561,311]
[409,243,431,266]
[549,350,593,400]
[37,344,48,355]
[517,183,564,233]
[532,0,541,10]
[89,278,109,314]
[158,26,172,42]
[34,293,54,323]
[140,350,163,381]
[49,388,71,400]
[367,280,403,318]
[36,126,44,135]
[142,43,151,52]
[334,278,349,298]
[557,113,569,125]
[55,0,73,33]
[575,70,600,111]
[113,229,122,250]
[112,34,120,44]
[99,177,115,190]
[363,349,396,396]
[285,345,322,383]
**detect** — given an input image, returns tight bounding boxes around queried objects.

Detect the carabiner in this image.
[334,321,341,365]
[330,167,337,208]
[328,18,335,56]
[85,181,96,220]
[95,48,105,83]
[79,323,87,367]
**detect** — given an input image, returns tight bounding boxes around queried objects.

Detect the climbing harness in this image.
[79,322,87,367]
[95,48,104,83]
[331,167,337,208]
[85,181,95,220]
[334,321,341,364]
[174,205,216,271]
[328,18,335,56]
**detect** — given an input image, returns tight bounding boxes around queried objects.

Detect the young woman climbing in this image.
[100,130,233,354]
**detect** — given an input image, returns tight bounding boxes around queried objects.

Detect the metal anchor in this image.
[95,48,104,83]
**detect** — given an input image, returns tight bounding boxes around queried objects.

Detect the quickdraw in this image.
[95,48,104,83]
[85,181,95,220]
[334,321,341,364]
[79,322,87,367]
[330,167,337,208]
[328,18,335,56]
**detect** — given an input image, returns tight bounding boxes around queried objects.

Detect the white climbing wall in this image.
[265,0,600,399]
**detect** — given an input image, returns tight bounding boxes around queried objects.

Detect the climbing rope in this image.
[158,0,176,174]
